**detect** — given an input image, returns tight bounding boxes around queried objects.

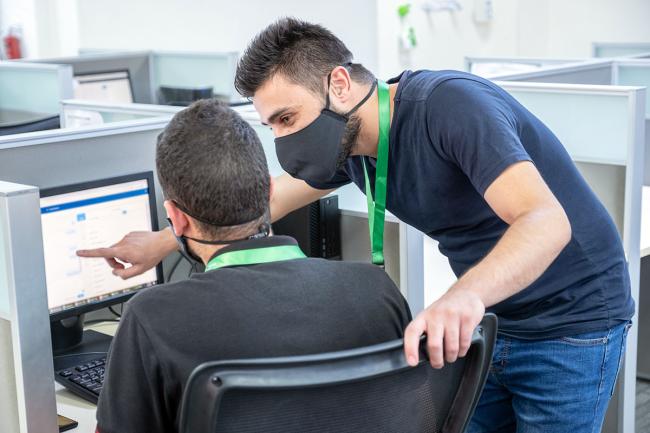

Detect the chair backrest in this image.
[179,313,497,433]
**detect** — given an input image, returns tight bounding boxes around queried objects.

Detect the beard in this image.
[336,114,362,170]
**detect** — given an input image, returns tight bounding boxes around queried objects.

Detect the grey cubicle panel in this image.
[496,59,650,186]
[464,56,582,77]
[28,51,155,104]
[497,81,645,433]
[613,60,650,186]
[150,51,239,103]
[60,99,182,128]
[492,59,614,85]
[0,117,188,284]
[0,118,169,230]
[593,42,650,58]
[0,182,58,433]
[0,62,73,115]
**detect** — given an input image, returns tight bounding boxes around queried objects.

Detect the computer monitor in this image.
[40,172,162,352]
[72,70,135,104]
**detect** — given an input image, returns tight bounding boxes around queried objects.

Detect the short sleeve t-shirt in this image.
[307,70,634,339]
[96,236,411,433]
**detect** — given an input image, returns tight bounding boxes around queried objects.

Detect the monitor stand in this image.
[51,315,113,371]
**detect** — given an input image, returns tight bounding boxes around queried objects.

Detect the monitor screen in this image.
[40,173,161,317]
[73,70,134,104]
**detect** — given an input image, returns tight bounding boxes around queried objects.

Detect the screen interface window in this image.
[41,179,157,314]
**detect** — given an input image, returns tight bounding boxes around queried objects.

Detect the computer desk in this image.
[55,321,118,432]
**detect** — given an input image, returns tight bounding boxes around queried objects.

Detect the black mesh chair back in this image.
[180,313,497,433]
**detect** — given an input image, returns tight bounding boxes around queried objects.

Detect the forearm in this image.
[159,226,180,254]
[270,173,334,222]
[451,206,571,307]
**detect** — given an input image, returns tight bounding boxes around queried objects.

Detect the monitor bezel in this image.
[40,171,163,321]
[73,68,135,104]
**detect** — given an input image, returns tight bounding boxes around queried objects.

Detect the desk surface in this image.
[56,321,118,433]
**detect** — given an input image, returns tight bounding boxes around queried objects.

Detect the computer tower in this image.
[272,195,341,260]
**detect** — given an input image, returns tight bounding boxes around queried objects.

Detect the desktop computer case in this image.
[272,195,341,260]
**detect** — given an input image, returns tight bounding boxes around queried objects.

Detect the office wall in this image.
[0,0,38,57]
[5,0,650,72]
[376,0,520,77]
[378,0,650,76]
[518,0,650,59]
[74,0,378,72]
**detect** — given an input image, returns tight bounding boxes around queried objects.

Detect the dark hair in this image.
[156,99,270,238]
[235,17,375,98]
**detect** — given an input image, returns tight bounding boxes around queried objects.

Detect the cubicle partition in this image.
[512,82,644,433]
[29,51,155,104]
[492,59,614,85]
[415,81,645,433]
[0,181,58,433]
[0,62,73,135]
[150,51,239,103]
[593,42,650,58]
[26,50,241,106]
[464,56,582,78]
[0,118,169,227]
[60,99,182,128]
[493,59,650,183]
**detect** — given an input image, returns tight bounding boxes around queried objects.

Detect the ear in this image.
[164,200,191,237]
[328,65,353,105]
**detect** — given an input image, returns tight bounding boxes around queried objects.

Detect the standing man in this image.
[79,18,633,432]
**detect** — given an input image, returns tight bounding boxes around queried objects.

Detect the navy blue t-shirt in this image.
[308,70,634,339]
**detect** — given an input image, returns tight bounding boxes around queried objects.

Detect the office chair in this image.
[179,313,497,433]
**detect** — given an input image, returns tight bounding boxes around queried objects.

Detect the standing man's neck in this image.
[352,81,398,158]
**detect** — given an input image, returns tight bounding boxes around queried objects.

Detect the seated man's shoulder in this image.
[306,259,399,289]
[125,279,194,317]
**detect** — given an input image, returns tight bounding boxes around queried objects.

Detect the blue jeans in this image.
[468,321,631,433]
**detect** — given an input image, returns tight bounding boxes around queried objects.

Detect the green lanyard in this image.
[362,80,391,267]
[205,245,306,272]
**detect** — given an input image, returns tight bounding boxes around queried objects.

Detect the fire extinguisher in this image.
[3,27,23,59]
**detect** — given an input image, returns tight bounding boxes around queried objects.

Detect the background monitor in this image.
[40,172,162,322]
[73,70,135,104]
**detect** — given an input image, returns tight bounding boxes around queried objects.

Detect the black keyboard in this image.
[55,356,106,404]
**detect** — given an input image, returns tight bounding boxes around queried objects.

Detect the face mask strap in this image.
[344,79,377,118]
[167,217,270,247]
[185,223,270,246]
[325,64,376,118]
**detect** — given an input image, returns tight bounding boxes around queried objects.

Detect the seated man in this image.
[95,99,411,433]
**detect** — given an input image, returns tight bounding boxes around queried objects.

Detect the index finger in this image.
[76,247,119,259]
[403,317,427,367]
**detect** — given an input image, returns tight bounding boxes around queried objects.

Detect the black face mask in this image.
[275,76,378,184]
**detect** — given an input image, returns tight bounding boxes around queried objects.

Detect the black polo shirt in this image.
[96,236,411,433]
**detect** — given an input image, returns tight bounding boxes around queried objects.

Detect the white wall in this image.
[4,0,650,69]
[0,0,38,58]
[517,0,650,58]
[377,0,650,77]
[377,0,520,77]
[75,0,378,71]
